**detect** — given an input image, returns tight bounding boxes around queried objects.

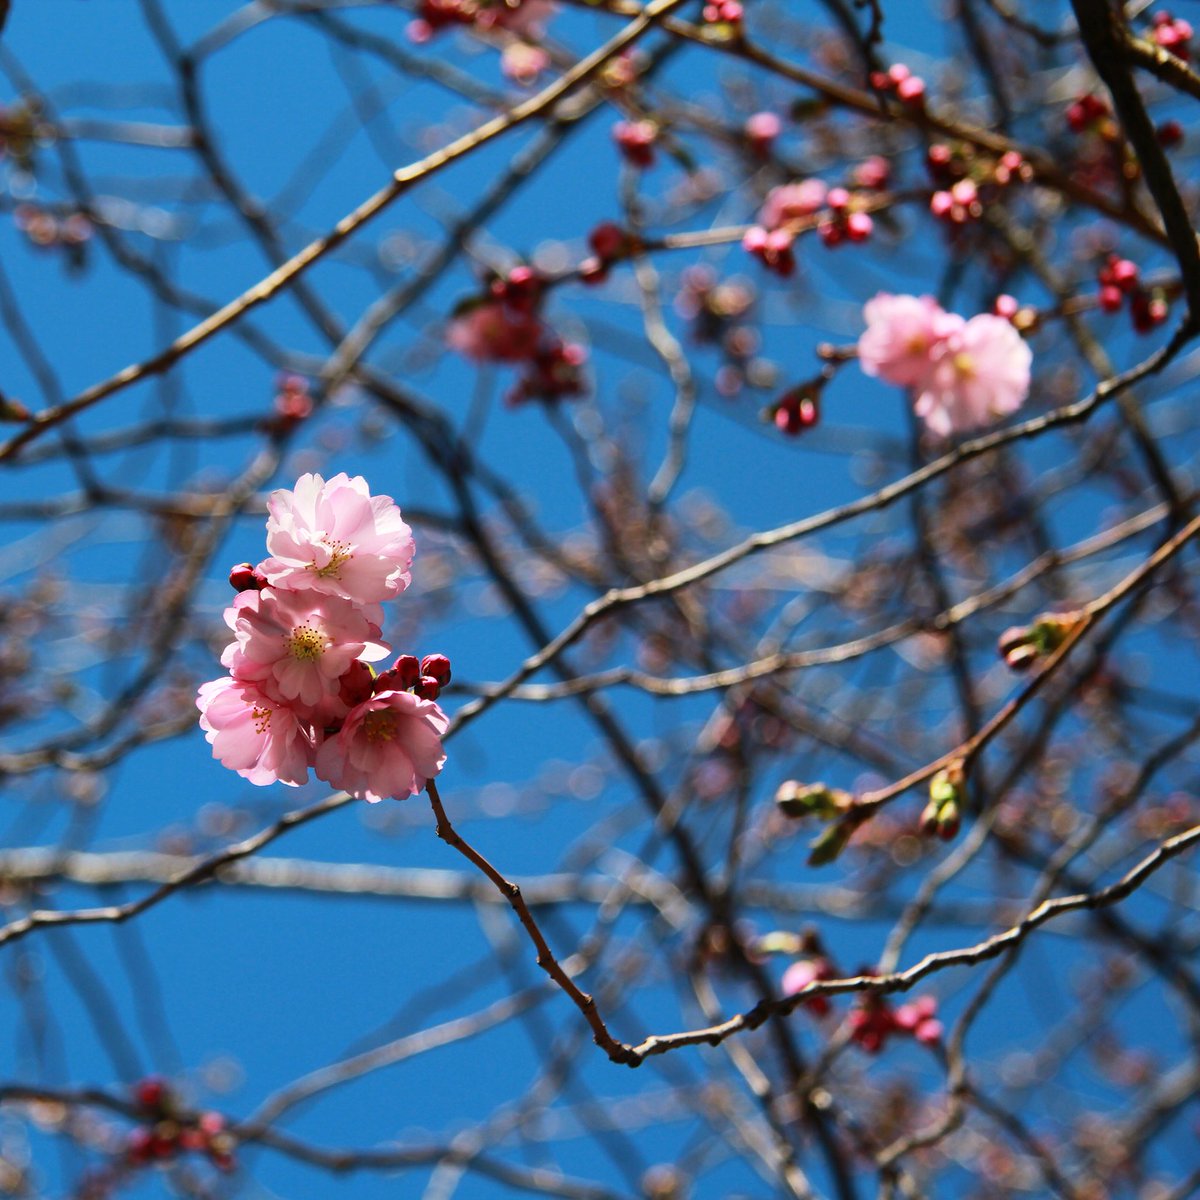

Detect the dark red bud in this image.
[135,1077,168,1112]
[415,675,441,700]
[420,653,452,686]
[375,654,421,694]
[339,660,375,707]
[229,563,264,592]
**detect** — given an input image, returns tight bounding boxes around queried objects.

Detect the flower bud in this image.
[589,221,628,261]
[420,653,452,686]
[775,781,851,819]
[136,1077,169,1112]
[414,674,442,700]
[374,653,421,694]
[925,762,965,840]
[339,660,375,707]
[228,563,265,592]
[807,818,856,866]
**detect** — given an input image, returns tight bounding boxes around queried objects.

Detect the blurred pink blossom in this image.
[447,299,543,363]
[858,292,1031,435]
[914,312,1032,436]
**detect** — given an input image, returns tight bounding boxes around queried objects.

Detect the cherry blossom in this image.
[261,472,416,605]
[196,677,315,787]
[859,292,1032,435]
[315,689,450,802]
[858,293,959,389]
[913,312,1032,436]
[220,587,390,714]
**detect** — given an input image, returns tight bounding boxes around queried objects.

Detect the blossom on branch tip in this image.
[199,473,448,797]
[315,689,450,802]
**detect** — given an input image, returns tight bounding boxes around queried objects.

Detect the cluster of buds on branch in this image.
[926,143,1032,229]
[849,992,943,1053]
[868,63,926,107]
[1151,10,1193,59]
[125,1078,235,1173]
[921,761,966,841]
[612,118,659,168]
[448,265,588,404]
[775,781,865,865]
[766,933,944,1051]
[998,610,1085,671]
[742,178,873,277]
[700,0,743,36]
[406,0,555,43]
[1095,254,1169,332]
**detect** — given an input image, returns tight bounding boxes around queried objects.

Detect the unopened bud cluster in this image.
[743,178,874,277]
[998,611,1084,671]
[921,762,965,841]
[1096,255,1169,332]
[448,265,587,404]
[125,1078,234,1174]
[775,944,943,1051]
[869,63,926,106]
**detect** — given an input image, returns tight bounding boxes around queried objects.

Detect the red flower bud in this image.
[374,653,421,694]
[135,1077,168,1112]
[420,653,452,686]
[229,563,265,592]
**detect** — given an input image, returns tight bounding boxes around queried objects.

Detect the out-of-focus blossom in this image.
[858,293,1032,435]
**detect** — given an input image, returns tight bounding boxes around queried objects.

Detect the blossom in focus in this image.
[858,292,1032,435]
[261,472,416,605]
[315,689,450,802]
[220,587,390,713]
[199,472,446,795]
[196,677,314,787]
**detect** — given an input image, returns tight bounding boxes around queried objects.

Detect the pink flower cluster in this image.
[743,180,873,276]
[447,267,587,405]
[1152,10,1193,59]
[197,473,449,802]
[857,292,1032,436]
[407,0,556,43]
[849,993,943,1053]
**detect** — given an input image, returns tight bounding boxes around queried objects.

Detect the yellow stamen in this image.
[288,623,325,662]
[308,538,353,580]
[362,709,397,743]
